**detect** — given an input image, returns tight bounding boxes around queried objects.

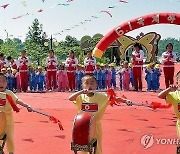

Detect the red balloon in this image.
[93,12,180,58]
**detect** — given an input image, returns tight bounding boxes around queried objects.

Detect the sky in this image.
[0,0,180,42]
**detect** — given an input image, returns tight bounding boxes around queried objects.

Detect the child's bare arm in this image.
[158,85,177,99]
[16,99,33,112]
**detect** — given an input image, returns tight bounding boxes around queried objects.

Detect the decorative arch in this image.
[92,12,180,58]
[117,32,161,62]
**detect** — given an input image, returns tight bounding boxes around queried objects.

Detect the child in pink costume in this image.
[57,65,68,92]
[106,64,112,89]
[121,61,131,91]
[15,71,21,92]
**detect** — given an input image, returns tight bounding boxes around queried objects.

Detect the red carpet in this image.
[5,64,180,154]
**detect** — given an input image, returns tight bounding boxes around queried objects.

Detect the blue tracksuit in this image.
[111,68,116,88]
[12,75,17,90]
[36,72,46,92]
[94,69,102,89]
[75,70,84,91]
[6,73,13,91]
[155,68,161,90]
[145,68,158,91]
[129,68,134,88]
[101,69,108,89]
[28,71,36,91]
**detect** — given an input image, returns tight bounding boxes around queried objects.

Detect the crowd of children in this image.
[0,47,166,93]
[0,59,164,93]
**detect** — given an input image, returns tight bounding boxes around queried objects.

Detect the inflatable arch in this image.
[92,12,180,58]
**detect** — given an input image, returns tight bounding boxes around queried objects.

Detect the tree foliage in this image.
[25,18,49,65]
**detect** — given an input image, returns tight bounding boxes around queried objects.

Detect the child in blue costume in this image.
[110,63,116,89]
[6,68,14,91]
[154,64,162,90]
[129,63,134,89]
[145,63,158,92]
[101,63,108,89]
[36,66,46,92]
[28,67,36,92]
[94,63,102,89]
[75,64,84,91]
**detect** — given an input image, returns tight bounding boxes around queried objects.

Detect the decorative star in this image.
[137,17,144,26]
[152,14,159,23]
[167,14,176,23]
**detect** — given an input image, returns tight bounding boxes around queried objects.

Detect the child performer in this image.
[1,68,6,75]
[46,50,58,91]
[69,75,131,154]
[18,50,30,92]
[129,63,134,89]
[154,64,162,91]
[36,66,46,92]
[110,63,116,89]
[145,63,157,92]
[0,72,33,154]
[94,63,102,90]
[12,69,17,92]
[28,67,36,92]
[158,71,180,152]
[105,64,111,89]
[116,65,123,90]
[6,68,14,91]
[162,43,176,88]
[15,70,21,92]
[0,53,8,72]
[57,65,68,92]
[75,64,84,91]
[121,61,131,91]
[84,51,96,75]
[101,64,108,90]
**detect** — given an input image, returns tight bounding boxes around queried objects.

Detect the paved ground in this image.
[4,64,180,154]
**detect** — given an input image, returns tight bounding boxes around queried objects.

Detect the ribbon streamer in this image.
[106,89,172,109]
[31,109,64,130]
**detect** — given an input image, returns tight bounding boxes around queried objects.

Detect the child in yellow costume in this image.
[0,73,33,154]
[158,71,180,152]
[69,75,131,154]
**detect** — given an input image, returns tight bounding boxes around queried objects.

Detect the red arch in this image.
[92,12,180,58]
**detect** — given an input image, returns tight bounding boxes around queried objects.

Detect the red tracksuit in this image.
[132,50,144,91]
[10,59,19,70]
[65,57,78,90]
[162,51,176,88]
[0,59,8,71]
[18,56,30,92]
[46,56,58,90]
[84,57,96,75]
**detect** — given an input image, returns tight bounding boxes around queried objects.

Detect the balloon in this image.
[54,42,59,46]
[44,42,49,46]
[93,12,180,58]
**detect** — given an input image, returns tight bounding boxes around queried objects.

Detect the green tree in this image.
[25,18,48,65]
[0,38,21,58]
